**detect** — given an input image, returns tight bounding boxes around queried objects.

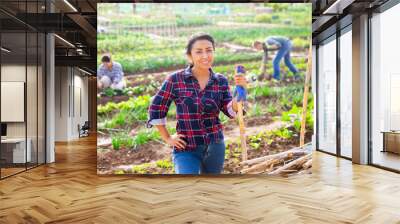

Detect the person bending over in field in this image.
[147,33,247,175]
[253,36,300,81]
[97,54,126,90]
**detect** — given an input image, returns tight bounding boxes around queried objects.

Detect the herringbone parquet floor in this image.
[1,134,399,224]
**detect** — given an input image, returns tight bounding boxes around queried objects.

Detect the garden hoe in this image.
[234,65,248,162]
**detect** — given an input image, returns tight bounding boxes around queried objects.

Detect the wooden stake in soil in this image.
[237,102,247,161]
[299,41,313,147]
[235,65,248,162]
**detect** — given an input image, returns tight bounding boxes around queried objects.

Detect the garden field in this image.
[97,3,313,175]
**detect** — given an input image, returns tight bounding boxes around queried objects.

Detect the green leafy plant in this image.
[131,163,151,174]
[156,159,173,169]
[103,88,116,97]
[249,103,263,117]
[225,149,230,159]
[294,119,301,132]
[132,129,161,148]
[266,102,277,114]
[281,112,291,122]
[114,170,125,174]
[98,102,118,115]
[111,132,134,150]
[249,142,261,151]
[255,14,272,23]
[112,137,121,150]
[273,127,293,139]
[99,95,152,129]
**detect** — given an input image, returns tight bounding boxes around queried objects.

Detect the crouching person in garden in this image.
[97,54,126,90]
[147,33,247,175]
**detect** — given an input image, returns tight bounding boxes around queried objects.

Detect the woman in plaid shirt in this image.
[147,33,247,174]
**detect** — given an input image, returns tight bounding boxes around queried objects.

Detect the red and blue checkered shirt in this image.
[147,66,237,151]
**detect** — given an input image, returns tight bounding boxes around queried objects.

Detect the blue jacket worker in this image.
[253,36,300,81]
[97,55,125,90]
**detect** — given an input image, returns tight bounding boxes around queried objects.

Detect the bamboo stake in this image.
[235,65,248,162]
[237,102,247,161]
[299,41,313,147]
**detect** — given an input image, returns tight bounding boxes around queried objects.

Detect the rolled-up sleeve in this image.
[147,76,176,128]
[226,100,237,118]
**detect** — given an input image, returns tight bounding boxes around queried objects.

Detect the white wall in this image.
[72,73,89,138]
[54,67,89,141]
[55,66,69,141]
[1,65,27,138]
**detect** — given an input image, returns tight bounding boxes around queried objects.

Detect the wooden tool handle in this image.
[237,101,247,161]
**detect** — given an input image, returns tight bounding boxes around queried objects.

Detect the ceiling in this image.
[0,0,99,74]
[312,0,390,43]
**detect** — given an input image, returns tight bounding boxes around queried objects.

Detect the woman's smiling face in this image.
[188,39,214,70]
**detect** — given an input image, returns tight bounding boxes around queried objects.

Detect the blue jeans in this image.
[272,41,298,80]
[172,141,226,174]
